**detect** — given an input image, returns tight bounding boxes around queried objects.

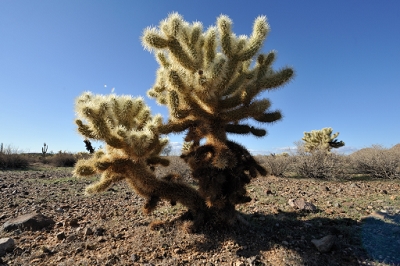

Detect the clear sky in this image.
[1,1,399,154]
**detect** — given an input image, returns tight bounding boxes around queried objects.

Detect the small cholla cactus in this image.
[73,92,206,227]
[302,127,345,153]
[73,13,294,229]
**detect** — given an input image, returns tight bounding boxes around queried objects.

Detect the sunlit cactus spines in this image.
[74,13,294,229]
[142,13,294,168]
[302,127,345,153]
[73,92,207,226]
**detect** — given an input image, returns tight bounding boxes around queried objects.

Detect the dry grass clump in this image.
[48,151,77,167]
[350,145,400,179]
[291,150,348,179]
[0,145,29,169]
[258,154,294,177]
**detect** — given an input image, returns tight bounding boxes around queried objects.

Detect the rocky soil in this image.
[0,161,399,266]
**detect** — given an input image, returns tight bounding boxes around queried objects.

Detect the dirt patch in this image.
[0,164,399,265]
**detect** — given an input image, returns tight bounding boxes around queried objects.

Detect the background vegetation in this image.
[1,142,399,181]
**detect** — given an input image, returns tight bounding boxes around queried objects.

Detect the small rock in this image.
[97,236,106,243]
[55,222,63,227]
[85,243,96,250]
[84,227,93,236]
[56,232,66,240]
[60,204,70,210]
[55,208,64,213]
[94,227,105,236]
[131,254,138,262]
[282,241,289,246]
[66,218,79,227]
[114,233,124,239]
[325,208,334,215]
[75,247,83,253]
[0,238,15,256]
[288,199,296,208]
[311,235,336,253]
[288,198,317,212]
[392,227,400,234]
[173,248,182,254]
[40,246,53,254]
[2,211,54,232]
[66,234,77,242]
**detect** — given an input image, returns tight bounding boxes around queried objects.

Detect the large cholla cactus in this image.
[142,13,293,168]
[302,127,345,153]
[73,13,294,229]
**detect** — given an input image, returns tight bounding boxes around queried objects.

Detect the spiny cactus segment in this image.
[142,12,294,168]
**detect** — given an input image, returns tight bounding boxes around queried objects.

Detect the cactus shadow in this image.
[192,210,400,265]
[360,212,400,265]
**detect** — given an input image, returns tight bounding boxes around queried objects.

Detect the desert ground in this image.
[0,158,399,266]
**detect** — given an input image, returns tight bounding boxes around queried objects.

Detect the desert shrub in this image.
[49,152,77,167]
[260,154,294,177]
[0,145,29,169]
[350,145,400,179]
[292,144,348,179]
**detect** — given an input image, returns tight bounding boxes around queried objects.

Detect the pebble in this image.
[56,232,66,240]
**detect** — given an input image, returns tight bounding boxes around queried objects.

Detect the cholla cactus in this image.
[142,13,293,168]
[74,13,294,229]
[73,92,206,223]
[302,127,345,153]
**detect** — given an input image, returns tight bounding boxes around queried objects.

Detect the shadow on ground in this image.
[189,210,400,266]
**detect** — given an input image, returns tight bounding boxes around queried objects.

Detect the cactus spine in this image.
[74,13,294,229]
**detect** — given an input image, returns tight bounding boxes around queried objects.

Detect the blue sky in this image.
[1,1,399,154]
